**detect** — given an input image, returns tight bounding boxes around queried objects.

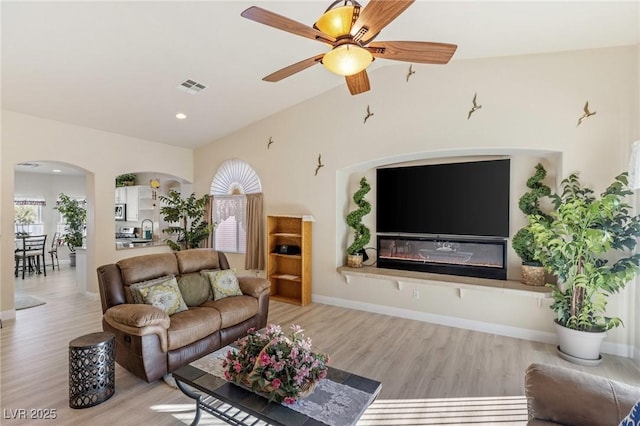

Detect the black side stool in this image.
[69,332,115,408]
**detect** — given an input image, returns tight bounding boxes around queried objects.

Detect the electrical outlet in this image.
[412,290,420,300]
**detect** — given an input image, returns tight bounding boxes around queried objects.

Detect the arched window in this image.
[210,159,262,254]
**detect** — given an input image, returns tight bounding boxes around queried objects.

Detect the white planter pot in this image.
[554,321,606,365]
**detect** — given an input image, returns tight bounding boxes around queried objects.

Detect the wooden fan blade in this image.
[368,41,457,64]
[351,0,415,45]
[345,70,371,96]
[263,54,325,82]
[241,6,335,44]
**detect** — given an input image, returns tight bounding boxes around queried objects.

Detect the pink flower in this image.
[284,397,296,405]
[260,352,271,366]
[224,370,231,381]
[233,360,242,373]
[271,378,282,390]
[318,369,327,379]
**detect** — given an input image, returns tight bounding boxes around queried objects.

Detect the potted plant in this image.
[160,190,214,251]
[54,193,87,266]
[115,173,137,187]
[512,163,552,286]
[529,172,640,364]
[346,177,371,268]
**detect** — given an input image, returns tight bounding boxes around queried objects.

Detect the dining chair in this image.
[49,232,60,271]
[14,235,47,279]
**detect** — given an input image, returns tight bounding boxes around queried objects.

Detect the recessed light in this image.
[52,169,62,173]
[176,113,187,120]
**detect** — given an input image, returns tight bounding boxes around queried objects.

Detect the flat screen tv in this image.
[376,159,510,237]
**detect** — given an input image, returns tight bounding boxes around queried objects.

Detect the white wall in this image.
[194,45,639,354]
[1,112,194,319]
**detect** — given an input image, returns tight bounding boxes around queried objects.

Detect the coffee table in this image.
[173,351,382,426]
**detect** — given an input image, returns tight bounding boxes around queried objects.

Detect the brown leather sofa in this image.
[97,249,270,383]
[525,363,640,425]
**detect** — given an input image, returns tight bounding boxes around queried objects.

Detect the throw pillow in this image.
[132,276,188,315]
[129,275,175,304]
[620,400,640,426]
[201,269,242,300]
[178,273,213,306]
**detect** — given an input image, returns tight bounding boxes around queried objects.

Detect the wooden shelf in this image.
[270,295,304,306]
[269,233,302,238]
[270,273,301,282]
[337,266,552,302]
[267,215,312,306]
[269,253,302,260]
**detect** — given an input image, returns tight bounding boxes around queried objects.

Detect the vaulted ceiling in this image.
[2,1,639,148]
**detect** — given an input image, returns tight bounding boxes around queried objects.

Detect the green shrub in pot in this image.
[512,163,552,267]
[115,173,137,187]
[529,172,640,332]
[160,190,214,251]
[54,193,87,252]
[346,177,371,267]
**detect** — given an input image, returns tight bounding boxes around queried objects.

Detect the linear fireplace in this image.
[377,235,507,280]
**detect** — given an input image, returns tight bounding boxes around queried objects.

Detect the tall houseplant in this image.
[529,172,640,362]
[54,193,87,266]
[160,190,214,251]
[346,177,371,268]
[512,163,552,286]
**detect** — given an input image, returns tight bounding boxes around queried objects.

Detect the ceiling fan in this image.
[241,0,457,96]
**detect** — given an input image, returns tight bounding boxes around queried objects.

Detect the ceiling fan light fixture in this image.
[322,43,372,76]
[314,5,356,38]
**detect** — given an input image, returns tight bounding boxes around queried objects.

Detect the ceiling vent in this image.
[177,79,207,94]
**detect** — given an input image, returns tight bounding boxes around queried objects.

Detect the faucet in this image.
[141,219,153,240]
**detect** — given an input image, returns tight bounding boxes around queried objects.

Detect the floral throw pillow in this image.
[132,276,188,315]
[129,275,175,304]
[202,270,242,300]
[620,401,640,426]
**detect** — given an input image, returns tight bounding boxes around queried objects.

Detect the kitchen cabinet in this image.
[113,185,154,221]
[126,187,139,221]
[115,187,127,204]
[267,215,313,306]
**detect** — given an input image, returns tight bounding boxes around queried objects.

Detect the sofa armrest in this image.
[525,363,640,426]
[238,276,270,298]
[104,304,171,352]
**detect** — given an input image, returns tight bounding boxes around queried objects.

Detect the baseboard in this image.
[312,294,635,358]
[600,341,636,358]
[0,309,16,322]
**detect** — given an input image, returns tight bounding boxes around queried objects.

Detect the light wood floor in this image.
[2,267,639,425]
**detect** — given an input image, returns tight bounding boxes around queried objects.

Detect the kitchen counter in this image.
[115,240,167,250]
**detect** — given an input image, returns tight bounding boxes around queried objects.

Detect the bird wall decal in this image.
[406,64,415,82]
[364,105,374,124]
[267,137,274,149]
[577,101,596,126]
[467,93,482,119]
[315,154,324,176]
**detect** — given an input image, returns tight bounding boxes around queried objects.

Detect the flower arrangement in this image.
[223,324,329,404]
